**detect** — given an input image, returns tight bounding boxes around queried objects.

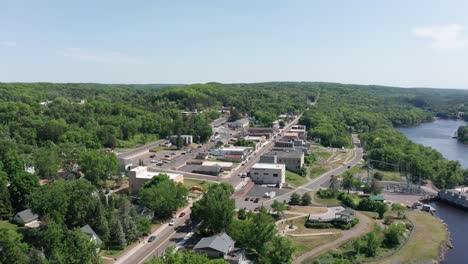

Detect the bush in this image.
[383,215,394,225]
[374,172,384,181]
[317,189,337,199]
[305,222,335,229]
[338,193,356,208]
[306,218,359,230]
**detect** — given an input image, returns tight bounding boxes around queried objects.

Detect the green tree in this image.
[329,175,340,193]
[139,175,189,220]
[110,216,127,249]
[263,236,295,264]
[33,144,60,180]
[0,170,13,219]
[237,208,247,220]
[62,228,101,264]
[0,228,30,264]
[376,202,388,219]
[301,193,312,206]
[271,200,288,218]
[363,227,382,257]
[342,171,354,193]
[10,172,39,211]
[79,150,118,186]
[383,223,406,248]
[391,203,407,219]
[289,192,301,205]
[149,247,227,264]
[191,183,235,234]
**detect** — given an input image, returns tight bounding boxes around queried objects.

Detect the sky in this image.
[2,0,468,88]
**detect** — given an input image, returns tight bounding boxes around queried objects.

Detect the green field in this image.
[183,178,217,191]
[313,193,340,206]
[286,170,308,187]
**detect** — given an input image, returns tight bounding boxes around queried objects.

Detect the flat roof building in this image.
[260,150,304,172]
[129,166,183,193]
[250,163,285,187]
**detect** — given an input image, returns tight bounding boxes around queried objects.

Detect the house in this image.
[170,135,193,146]
[193,233,247,264]
[128,166,184,193]
[210,147,252,161]
[228,118,250,129]
[259,150,304,172]
[283,132,299,141]
[308,206,355,224]
[80,225,103,245]
[13,209,40,228]
[250,163,285,187]
[274,141,295,149]
[196,152,209,160]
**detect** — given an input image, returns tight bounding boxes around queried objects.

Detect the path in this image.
[293,212,371,264]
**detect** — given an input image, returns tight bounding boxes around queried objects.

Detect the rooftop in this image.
[15,209,38,223]
[263,150,304,159]
[80,225,103,244]
[193,233,235,254]
[252,163,285,170]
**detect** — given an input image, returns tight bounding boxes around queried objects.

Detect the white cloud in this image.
[412,24,468,51]
[0,41,17,47]
[57,47,142,64]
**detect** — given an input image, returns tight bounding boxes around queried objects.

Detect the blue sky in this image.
[2,0,468,88]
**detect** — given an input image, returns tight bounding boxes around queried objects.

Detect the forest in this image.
[457,125,468,144]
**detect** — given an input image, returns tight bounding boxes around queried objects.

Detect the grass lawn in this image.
[313,193,340,206]
[183,178,217,190]
[277,215,341,235]
[286,170,308,187]
[0,220,19,232]
[375,211,447,264]
[292,234,341,258]
[309,166,328,178]
[100,248,124,258]
[286,206,328,215]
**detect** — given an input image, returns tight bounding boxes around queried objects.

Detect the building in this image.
[210,147,252,161]
[202,161,234,170]
[259,150,304,172]
[80,225,103,245]
[250,163,285,186]
[308,206,355,223]
[170,135,193,146]
[128,166,184,193]
[193,233,247,264]
[283,132,299,141]
[228,118,250,129]
[13,209,40,227]
[290,125,307,139]
[247,127,276,139]
[274,141,295,149]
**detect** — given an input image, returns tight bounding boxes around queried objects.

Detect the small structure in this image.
[308,206,355,224]
[80,225,103,245]
[250,163,285,187]
[369,195,385,202]
[289,125,307,139]
[128,166,184,193]
[13,209,40,228]
[438,189,468,210]
[193,233,246,263]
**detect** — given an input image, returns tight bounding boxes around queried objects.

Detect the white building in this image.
[228,118,250,129]
[170,135,193,145]
[250,163,285,187]
[128,166,183,193]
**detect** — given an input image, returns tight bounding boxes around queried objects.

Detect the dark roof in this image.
[264,150,304,159]
[80,225,103,244]
[193,233,235,254]
[15,209,38,223]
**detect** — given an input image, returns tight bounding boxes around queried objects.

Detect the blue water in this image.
[398,119,468,264]
[398,119,468,168]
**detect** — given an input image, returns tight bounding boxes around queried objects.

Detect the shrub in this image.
[374,172,384,181]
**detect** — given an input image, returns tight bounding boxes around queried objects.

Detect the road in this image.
[114,206,193,264]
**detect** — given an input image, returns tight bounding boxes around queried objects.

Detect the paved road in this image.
[293,212,371,263]
[114,205,193,264]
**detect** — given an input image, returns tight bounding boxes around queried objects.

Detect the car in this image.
[164,155,170,158]
[254,198,260,203]
[244,197,249,201]
[150,159,158,163]
[347,165,351,168]
[197,145,202,148]
[149,155,155,158]
[253,207,259,212]
[179,212,186,217]
[169,218,176,226]
[148,236,157,242]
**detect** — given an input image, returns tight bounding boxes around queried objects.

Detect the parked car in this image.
[179,212,186,217]
[244,197,249,201]
[169,218,176,226]
[254,207,259,212]
[150,155,155,158]
[150,160,158,163]
[148,236,157,242]
[254,198,260,203]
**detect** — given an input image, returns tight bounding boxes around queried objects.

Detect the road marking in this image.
[137,229,178,264]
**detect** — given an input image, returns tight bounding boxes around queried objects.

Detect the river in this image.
[398,119,468,264]
[398,119,468,168]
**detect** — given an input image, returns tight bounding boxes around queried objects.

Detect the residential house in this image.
[80,225,103,247]
[250,163,285,187]
[13,209,40,228]
[193,233,247,264]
